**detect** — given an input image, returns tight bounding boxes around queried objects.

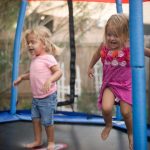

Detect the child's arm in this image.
[13,72,30,86]
[43,65,62,93]
[87,43,102,79]
[144,47,150,57]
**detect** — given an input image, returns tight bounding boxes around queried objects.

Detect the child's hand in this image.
[42,79,52,93]
[88,68,94,79]
[13,76,22,86]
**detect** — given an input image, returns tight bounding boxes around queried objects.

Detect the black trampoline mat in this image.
[0,121,150,150]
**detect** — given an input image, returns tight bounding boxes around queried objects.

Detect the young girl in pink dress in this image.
[88,14,150,150]
[14,26,62,150]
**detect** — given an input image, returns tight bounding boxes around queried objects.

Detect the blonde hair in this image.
[24,26,62,56]
[104,13,129,46]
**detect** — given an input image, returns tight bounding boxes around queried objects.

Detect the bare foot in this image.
[47,142,55,150]
[128,134,133,150]
[24,141,42,148]
[101,126,112,140]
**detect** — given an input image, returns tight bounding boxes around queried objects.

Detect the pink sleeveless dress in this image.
[97,45,132,110]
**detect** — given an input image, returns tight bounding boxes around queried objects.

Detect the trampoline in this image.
[1,121,150,150]
[0,110,150,150]
[1,0,150,150]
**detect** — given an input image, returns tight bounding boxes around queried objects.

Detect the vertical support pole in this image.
[116,0,123,13]
[10,0,27,114]
[129,0,147,150]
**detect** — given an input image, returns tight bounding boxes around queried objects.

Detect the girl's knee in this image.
[102,107,112,115]
[121,110,132,119]
[120,101,132,119]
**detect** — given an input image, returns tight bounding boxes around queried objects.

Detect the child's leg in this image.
[40,92,57,150]
[25,119,42,148]
[120,101,133,150]
[45,125,55,150]
[101,88,115,140]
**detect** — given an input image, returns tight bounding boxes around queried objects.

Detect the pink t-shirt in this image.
[30,54,58,98]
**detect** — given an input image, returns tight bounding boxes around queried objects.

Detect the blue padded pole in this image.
[129,0,147,150]
[10,0,27,114]
[116,0,123,13]
[115,0,123,120]
[132,68,147,150]
[130,1,145,67]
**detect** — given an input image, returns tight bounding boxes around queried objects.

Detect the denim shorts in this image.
[31,92,57,126]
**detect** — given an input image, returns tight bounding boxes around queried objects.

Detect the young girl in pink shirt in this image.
[14,26,62,150]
